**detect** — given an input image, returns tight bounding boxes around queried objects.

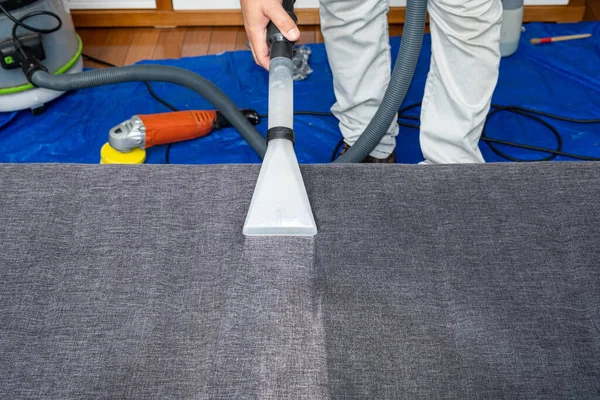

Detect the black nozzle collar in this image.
[267,127,294,144]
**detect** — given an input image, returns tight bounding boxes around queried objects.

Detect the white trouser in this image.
[319,0,503,163]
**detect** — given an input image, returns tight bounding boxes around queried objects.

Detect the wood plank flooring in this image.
[77,7,600,69]
[585,0,600,19]
[77,26,328,68]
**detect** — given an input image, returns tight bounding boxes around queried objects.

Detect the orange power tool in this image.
[108,109,260,153]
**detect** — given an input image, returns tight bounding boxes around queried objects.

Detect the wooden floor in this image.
[585,0,600,19]
[77,25,406,68]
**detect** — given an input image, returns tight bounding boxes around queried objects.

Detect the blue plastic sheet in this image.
[1,21,599,164]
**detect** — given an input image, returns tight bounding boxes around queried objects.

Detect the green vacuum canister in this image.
[0,0,82,112]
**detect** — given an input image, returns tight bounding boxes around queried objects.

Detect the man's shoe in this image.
[338,143,396,163]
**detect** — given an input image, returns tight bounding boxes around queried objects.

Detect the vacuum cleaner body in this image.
[0,0,82,112]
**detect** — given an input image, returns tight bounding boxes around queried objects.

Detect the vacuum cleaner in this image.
[0,0,82,113]
[0,0,427,236]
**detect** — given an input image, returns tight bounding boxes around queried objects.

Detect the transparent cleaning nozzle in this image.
[243,138,317,236]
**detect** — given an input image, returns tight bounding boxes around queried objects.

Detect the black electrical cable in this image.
[80,53,115,67]
[330,119,421,161]
[0,2,62,48]
[330,103,600,162]
[331,138,344,161]
[483,105,562,162]
[397,102,600,162]
[82,53,180,112]
[165,143,173,164]
[483,105,600,161]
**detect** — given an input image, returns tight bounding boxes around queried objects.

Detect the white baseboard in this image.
[173,0,569,10]
[68,0,156,9]
[525,0,569,3]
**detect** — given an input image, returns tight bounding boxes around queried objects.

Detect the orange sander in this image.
[100,109,260,164]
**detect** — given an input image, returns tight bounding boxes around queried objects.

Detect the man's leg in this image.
[319,0,398,160]
[420,0,502,164]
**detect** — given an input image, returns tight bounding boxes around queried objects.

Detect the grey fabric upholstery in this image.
[1,163,599,399]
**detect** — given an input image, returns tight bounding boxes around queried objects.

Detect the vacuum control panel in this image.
[0,33,45,70]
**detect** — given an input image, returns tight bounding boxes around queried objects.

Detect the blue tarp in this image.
[1,21,600,164]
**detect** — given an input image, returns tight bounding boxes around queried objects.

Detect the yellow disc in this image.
[100,143,146,165]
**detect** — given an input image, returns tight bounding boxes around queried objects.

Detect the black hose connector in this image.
[14,46,47,82]
[270,41,294,60]
[214,109,261,129]
[267,0,297,60]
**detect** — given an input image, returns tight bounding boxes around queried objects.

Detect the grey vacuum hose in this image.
[30,0,426,163]
[334,0,427,163]
[30,65,268,158]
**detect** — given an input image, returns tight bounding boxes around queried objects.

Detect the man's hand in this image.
[240,0,300,70]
